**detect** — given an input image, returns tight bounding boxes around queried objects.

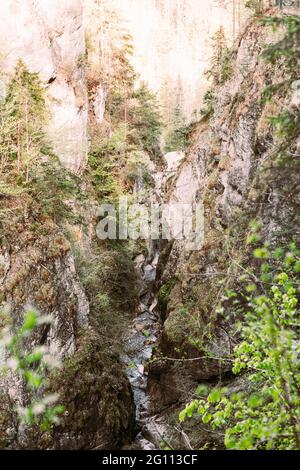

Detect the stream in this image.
[121,161,165,449]
[122,248,162,449]
[122,151,184,449]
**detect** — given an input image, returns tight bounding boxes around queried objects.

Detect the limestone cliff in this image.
[91,0,250,121]
[0,0,249,172]
[0,0,136,449]
[148,9,300,448]
[0,0,299,452]
[0,0,88,173]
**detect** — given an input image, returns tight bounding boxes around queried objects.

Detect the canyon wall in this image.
[0,1,250,175]
[0,0,136,450]
[115,0,250,120]
[148,9,300,448]
[0,0,88,173]
[1,0,297,451]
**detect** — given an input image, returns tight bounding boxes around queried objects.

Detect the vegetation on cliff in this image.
[175,12,300,450]
[180,243,300,450]
[0,59,136,449]
[1,2,300,453]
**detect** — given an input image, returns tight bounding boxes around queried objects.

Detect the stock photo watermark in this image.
[95,197,204,251]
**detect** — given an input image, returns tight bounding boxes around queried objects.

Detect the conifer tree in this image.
[164,103,186,153]
[206,27,233,85]
[0,61,75,219]
[129,83,162,157]
[0,60,46,178]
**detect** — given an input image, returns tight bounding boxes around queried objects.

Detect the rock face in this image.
[115,0,250,120]
[0,0,88,173]
[164,151,185,175]
[0,0,137,442]
[0,0,250,168]
[0,204,135,450]
[93,86,107,125]
[0,223,89,356]
[148,13,300,447]
[0,0,137,450]
[0,0,298,452]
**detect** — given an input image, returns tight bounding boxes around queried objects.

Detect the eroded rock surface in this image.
[0,0,88,173]
[148,15,300,448]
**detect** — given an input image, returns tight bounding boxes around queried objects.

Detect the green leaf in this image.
[24,370,43,389]
[247,394,262,409]
[196,384,209,397]
[208,388,223,404]
[202,412,212,424]
[253,247,270,259]
[21,310,38,333]
[179,410,186,423]
[293,261,300,272]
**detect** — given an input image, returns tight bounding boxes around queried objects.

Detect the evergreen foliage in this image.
[88,30,162,201]
[206,27,233,86]
[261,14,300,184]
[245,0,265,14]
[261,15,300,75]
[164,104,187,153]
[0,60,46,176]
[129,83,162,157]
[179,13,300,451]
[0,61,77,222]
[199,89,215,119]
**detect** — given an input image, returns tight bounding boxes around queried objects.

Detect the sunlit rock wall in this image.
[0,0,88,173]
[115,0,250,121]
[0,0,250,169]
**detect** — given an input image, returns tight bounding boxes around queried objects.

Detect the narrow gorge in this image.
[0,0,299,453]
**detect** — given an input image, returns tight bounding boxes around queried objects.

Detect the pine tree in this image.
[206,27,233,85]
[128,83,162,158]
[1,60,47,178]
[164,103,186,153]
[0,61,75,220]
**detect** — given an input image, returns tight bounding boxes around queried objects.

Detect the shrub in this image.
[0,309,63,431]
[180,243,300,450]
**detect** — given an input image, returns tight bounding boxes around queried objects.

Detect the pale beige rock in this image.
[93,86,107,124]
[114,0,250,120]
[0,0,88,173]
[164,151,185,174]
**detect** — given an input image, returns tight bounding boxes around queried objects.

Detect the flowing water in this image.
[122,249,161,449]
[122,166,165,448]
[122,152,184,449]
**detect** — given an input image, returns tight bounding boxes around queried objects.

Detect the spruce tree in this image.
[1,59,47,178]
[164,103,186,153]
[129,83,162,158]
[206,27,233,85]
